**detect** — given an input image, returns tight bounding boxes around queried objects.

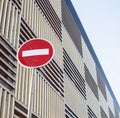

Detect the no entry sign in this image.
[17,38,55,68]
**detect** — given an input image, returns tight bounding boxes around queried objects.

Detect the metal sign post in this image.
[27,68,35,118]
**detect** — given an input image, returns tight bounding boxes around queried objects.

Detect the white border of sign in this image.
[17,38,55,68]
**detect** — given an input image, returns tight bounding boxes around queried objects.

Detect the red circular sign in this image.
[17,38,55,68]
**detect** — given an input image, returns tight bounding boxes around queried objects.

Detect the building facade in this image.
[0,0,120,118]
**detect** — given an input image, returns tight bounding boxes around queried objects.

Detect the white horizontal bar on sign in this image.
[22,49,49,57]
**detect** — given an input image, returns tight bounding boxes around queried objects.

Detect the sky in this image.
[71,0,120,106]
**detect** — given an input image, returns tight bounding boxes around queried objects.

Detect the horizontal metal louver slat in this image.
[87,105,97,118]
[39,60,64,97]
[62,0,82,56]
[84,64,99,100]
[1,50,16,67]
[45,64,64,89]
[63,49,86,99]
[12,0,22,10]
[35,0,62,41]
[65,104,79,118]
[100,107,108,118]
[63,49,85,85]
[108,107,115,118]
[0,37,16,93]
[114,103,119,118]
[43,66,64,93]
[96,67,107,100]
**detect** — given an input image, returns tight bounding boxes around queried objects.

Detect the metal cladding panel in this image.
[109,107,115,118]
[86,83,100,118]
[15,63,33,106]
[82,38,98,84]
[31,70,64,118]
[106,87,115,116]
[65,104,79,118]
[0,0,21,49]
[84,64,99,100]
[0,36,16,94]
[65,0,120,111]
[114,103,120,118]
[62,25,84,78]
[62,0,82,56]
[64,74,87,118]
[21,0,62,40]
[97,67,107,101]
[0,87,14,118]
[49,0,62,20]
[87,105,98,118]
[63,49,86,99]
[0,0,21,117]
[35,0,62,40]
[100,106,109,118]
[99,88,109,117]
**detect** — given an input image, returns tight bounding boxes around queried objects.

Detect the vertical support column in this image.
[0,87,3,113]
[10,97,15,118]
[4,0,11,39]
[0,0,4,25]
[6,94,11,118]
[8,5,15,44]
[13,8,18,48]
[0,90,7,118]
[1,0,8,34]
